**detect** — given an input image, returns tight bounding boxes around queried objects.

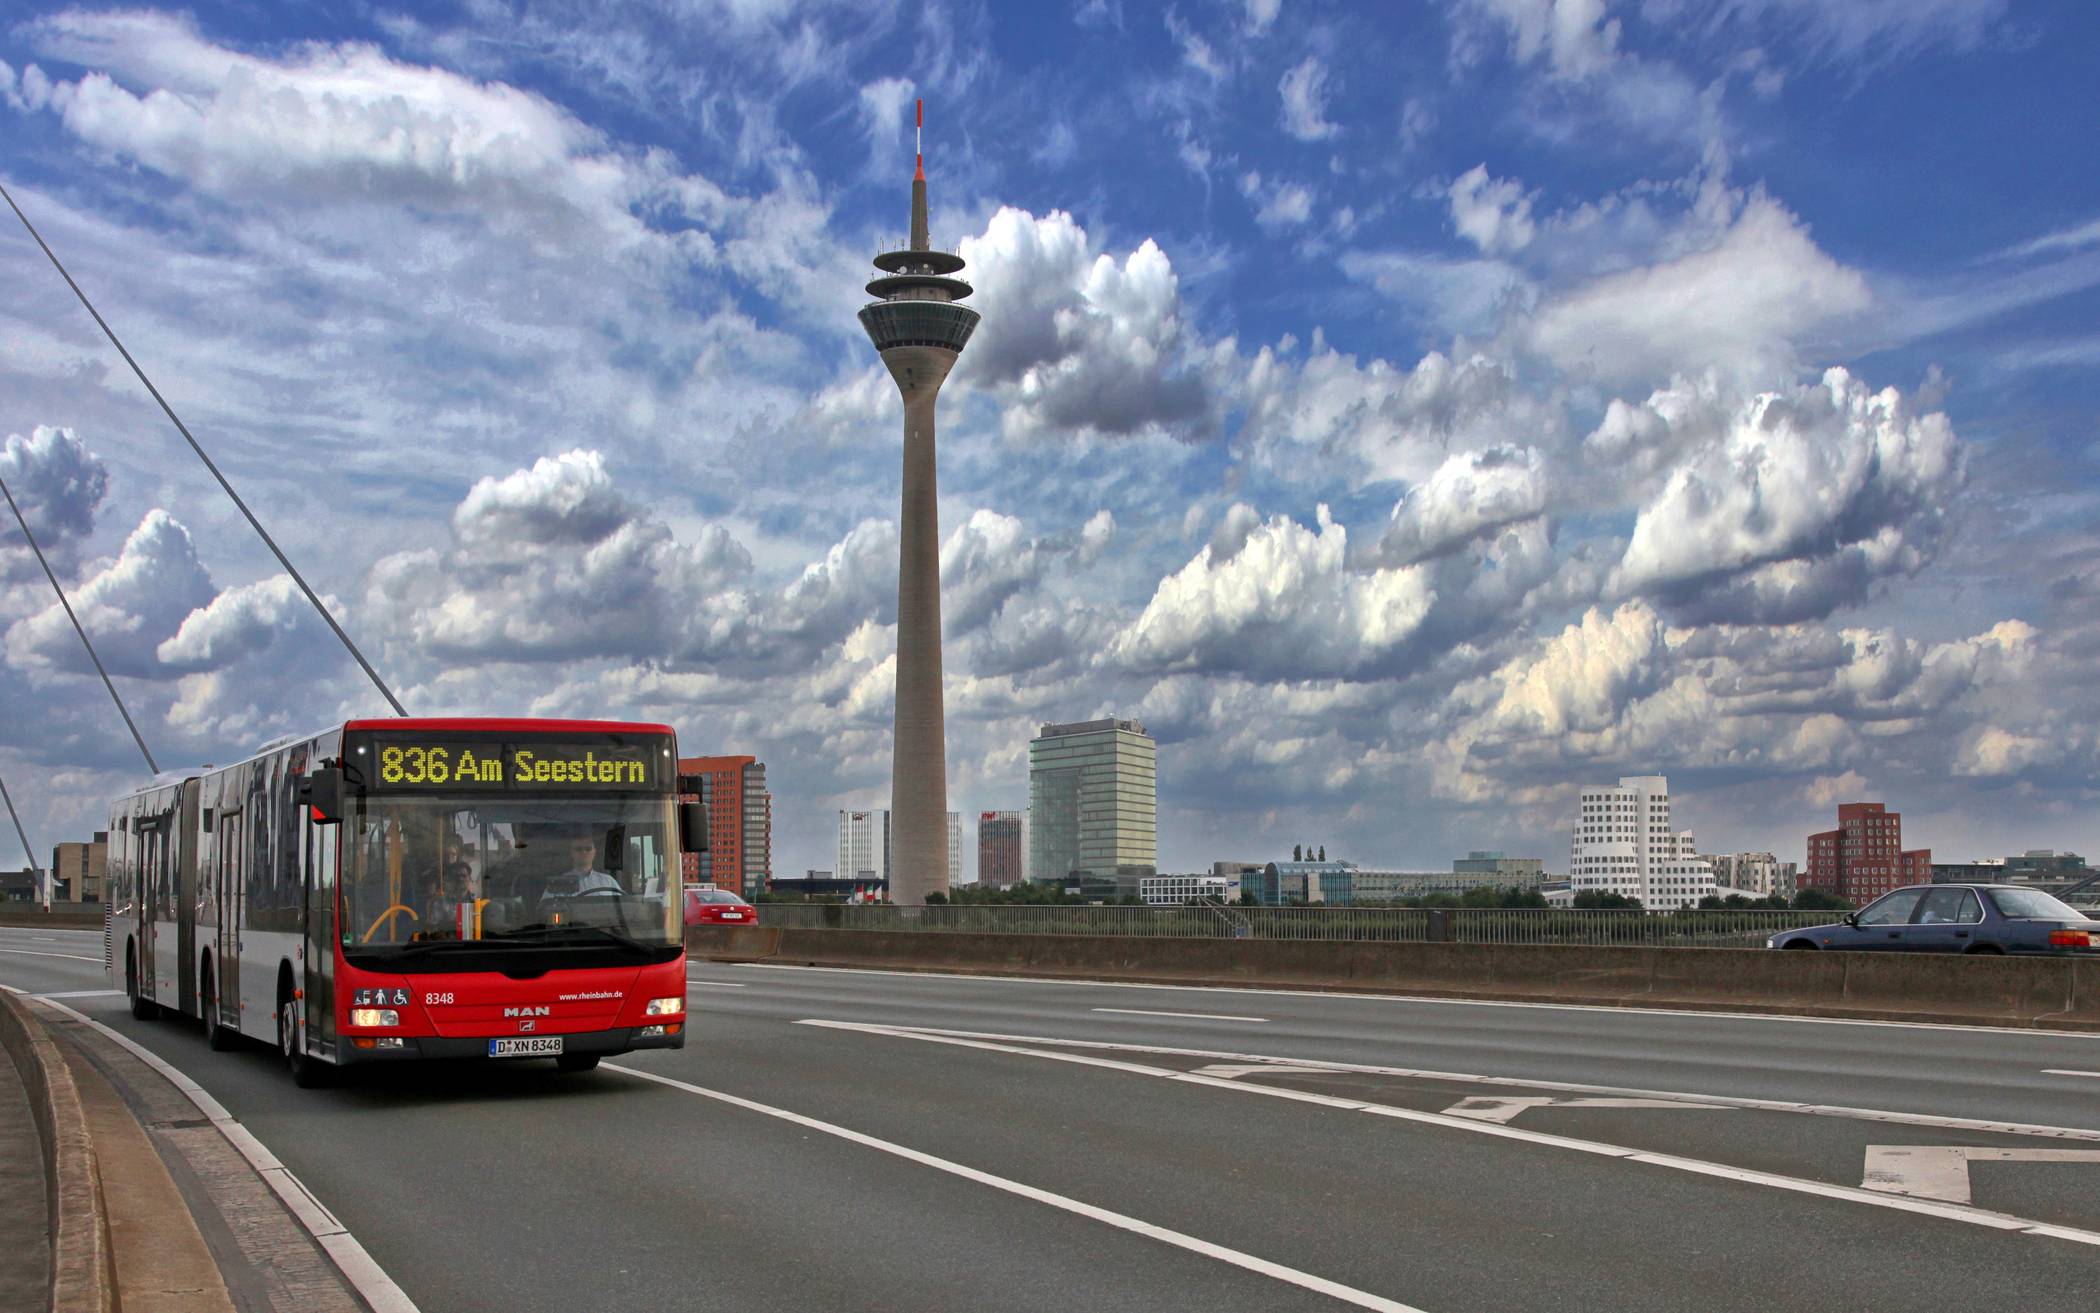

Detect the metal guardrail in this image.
[753,904,1837,949]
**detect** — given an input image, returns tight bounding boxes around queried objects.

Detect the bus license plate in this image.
[489,1037,563,1057]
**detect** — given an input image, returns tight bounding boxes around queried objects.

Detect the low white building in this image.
[1141,873,1237,905]
[1703,852,1798,900]
[1570,775,1714,910]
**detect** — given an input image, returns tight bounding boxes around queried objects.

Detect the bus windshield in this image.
[342,794,681,955]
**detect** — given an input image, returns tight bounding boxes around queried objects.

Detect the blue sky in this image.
[4,0,2099,881]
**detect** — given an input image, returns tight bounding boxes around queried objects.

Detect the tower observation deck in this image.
[859,100,976,906]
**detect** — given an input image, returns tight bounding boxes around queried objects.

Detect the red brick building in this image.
[1804,802,1930,905]
[677,755,772,899]
[977,811,1025,889]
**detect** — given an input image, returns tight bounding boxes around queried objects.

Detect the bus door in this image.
[176,780,201,1019]
[305,793,338,1053]
[138,810,162,1003]
[215,794,243,1033]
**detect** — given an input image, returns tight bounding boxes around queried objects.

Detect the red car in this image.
[683,886,756,926]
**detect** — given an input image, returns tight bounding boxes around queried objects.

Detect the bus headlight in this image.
[350,1008,400,1028]
[644,996,684,1016]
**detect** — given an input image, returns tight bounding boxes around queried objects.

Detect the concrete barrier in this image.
[0,907,105,930]
[0,992,116,1313]
[684,925,2100,1031]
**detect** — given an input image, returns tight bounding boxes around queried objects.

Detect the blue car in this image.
[1769,884,2100,954]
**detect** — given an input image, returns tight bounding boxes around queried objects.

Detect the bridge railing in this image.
[751,904,1835,948]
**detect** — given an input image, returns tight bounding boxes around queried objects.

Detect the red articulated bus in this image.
[105,718,697,1085]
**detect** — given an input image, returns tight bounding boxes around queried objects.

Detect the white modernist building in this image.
[1570,775,1714,911]
[839,807,963,888]
[837,808,892,885]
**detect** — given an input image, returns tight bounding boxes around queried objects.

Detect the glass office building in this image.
[1028,718,1157,884]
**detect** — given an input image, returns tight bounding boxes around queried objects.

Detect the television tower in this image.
[859,99,979,905]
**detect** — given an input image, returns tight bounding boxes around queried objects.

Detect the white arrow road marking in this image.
[1863,1146,2100,1205]
[803,1020,2100,1248]
[788,1019,2100,1143]
[1443,1096,1728,1124]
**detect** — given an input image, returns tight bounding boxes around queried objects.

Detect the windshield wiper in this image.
[491,923,656,953]
[370,938,492,955]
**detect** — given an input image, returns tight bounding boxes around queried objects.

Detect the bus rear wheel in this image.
[555,1053,601,1073]
[127,947,159,1021]
[203,964,234,1051]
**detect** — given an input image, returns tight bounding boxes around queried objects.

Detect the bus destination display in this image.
[362,739,660,791]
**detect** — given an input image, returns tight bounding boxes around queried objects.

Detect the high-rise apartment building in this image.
[977,811,1026,888]
[1028,718,1157,883]
[677,756,772,899]
[838,809,892,885]
[1805,802,1929,904]
[946,811,963,887]
[1569,775,1713,910]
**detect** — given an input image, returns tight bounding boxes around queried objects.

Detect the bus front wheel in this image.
[555,1053,600,1074]
[278,988,329,1088]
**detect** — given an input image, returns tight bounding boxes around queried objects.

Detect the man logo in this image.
[518,1019,536,1033]
[502,1005,551,1018]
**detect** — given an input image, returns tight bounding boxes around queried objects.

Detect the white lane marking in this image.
[1194,1063,1350,1079]
[602,1061,1430,1313]
[34,990,122,1000]
[2043,1069,2100,1079]
[794,1021,2100,1144]
[685,980,748,988]
[732,961,2100,1040]
[0,947,102,963]
[34,936,58,941]
[32,998,421,1313]
[1863,1146,2100,1205]
[1442,1096,1727,1124]
[812,1020,2100,1249]
[1092,1007,1267,1023]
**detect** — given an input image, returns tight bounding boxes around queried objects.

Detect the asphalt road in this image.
[7,924,2100,1312]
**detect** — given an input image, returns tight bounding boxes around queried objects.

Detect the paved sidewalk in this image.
[0,1044,52,1309]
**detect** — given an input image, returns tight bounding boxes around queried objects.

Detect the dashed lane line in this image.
[805,1019,2100,1250]
[31,997,421,1313]
[2043,1070,2100,1079]
[792,1020,2100,1144]
[602,1060,1431,1313]
[1093,1007,1267,1022]
[35,989,121,1000]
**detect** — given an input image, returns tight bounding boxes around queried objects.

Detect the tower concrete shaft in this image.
[858,101,979,905]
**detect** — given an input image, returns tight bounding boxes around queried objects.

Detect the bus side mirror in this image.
[678,803,707,855]
[299,768,345,826]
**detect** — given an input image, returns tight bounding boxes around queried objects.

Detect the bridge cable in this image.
[0,771,51,909]
[0,472,161,775]
[0,181,407,716]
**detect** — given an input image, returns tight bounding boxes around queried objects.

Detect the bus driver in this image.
[544,836,620,901]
